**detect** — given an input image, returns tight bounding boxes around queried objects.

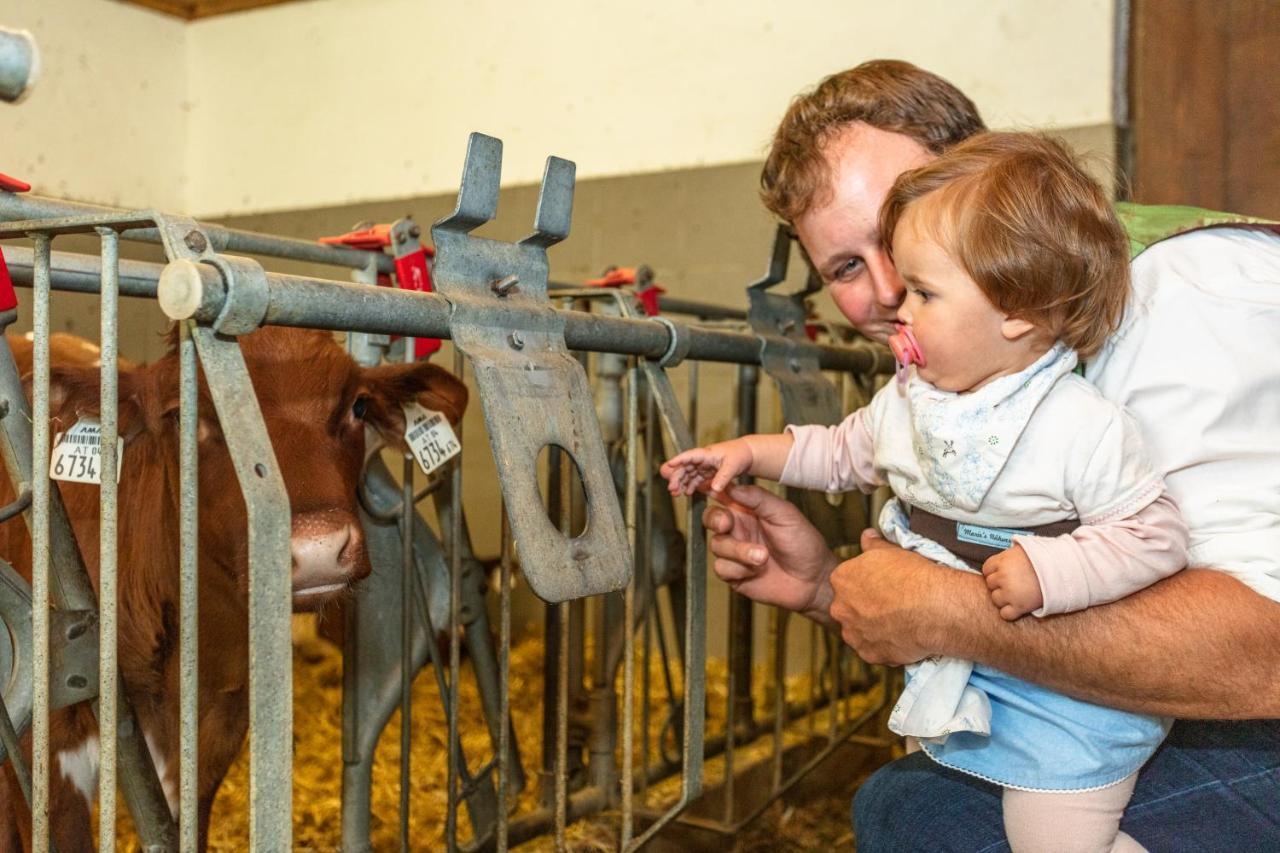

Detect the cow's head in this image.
[44,326,467,611]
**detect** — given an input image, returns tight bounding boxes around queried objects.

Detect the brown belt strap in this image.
[906,506,1080,571]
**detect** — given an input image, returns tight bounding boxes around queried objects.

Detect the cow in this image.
[0,325,468,851]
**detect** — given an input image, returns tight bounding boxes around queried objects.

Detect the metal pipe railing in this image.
[0,193,394,274]
[1,193,763,322]
[1,245,891,375]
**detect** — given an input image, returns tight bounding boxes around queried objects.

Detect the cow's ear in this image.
[359,361,469,447]
[34,365,148,439]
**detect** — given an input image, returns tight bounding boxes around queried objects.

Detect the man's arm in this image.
[830,534,1280,718]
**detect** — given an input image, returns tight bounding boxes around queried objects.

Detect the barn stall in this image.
[0,19,903,850]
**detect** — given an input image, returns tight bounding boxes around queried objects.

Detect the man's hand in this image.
[827,529,947,665]
[701,483,840,623]
[981,544,1043,621]
[662,439,755,496]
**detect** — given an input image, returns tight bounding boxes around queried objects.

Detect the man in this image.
[707,60,1280,850]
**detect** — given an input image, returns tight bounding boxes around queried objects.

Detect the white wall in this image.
[5,0,187,209]
[185,0,1115,216]
[3,0,1114,217]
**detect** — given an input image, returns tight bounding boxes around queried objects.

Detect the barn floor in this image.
[110,618,894,850]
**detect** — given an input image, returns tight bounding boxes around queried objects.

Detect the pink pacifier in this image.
[889,323,925,384]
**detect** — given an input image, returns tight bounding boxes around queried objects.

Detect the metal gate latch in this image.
[747,225,866,548]
[430,132,630,603]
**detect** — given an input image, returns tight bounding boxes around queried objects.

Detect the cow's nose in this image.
[290,512,367,597]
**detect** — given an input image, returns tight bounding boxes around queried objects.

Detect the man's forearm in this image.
[932,567,1280,718]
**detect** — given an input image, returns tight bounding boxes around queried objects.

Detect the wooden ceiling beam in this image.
[114,0,308,20]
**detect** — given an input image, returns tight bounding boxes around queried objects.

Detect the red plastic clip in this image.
[0,248,18,312]
[0,173,31,194]
[586,265,665,317]
[318,222,394,252]
[319,221,441,358]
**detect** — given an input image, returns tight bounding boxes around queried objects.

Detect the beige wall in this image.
[5,0,187,209]
[185,0,1115,217]
[4,0,1114,217]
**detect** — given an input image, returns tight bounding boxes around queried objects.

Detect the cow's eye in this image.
[352,395,370,420]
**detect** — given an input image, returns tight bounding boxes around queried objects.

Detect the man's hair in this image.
[879,132,1129,358]
[761,60,986,224]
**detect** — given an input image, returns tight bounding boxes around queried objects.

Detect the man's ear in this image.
[1000,316,1038,342]
[359,360,469,449]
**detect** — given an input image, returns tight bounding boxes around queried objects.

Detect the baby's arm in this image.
[983,492,1190,621]
[661,433,795,496]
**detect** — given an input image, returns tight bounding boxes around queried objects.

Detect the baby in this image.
[662,133,1189,852]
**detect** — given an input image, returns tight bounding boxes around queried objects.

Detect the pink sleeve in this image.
[1016,492,1189,617]
[778,408,883,493]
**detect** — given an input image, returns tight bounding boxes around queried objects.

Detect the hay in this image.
[110,617,886,850]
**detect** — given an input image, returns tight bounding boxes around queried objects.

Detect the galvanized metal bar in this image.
[178,321,199,852]
[2,243,758,326]
[0,193,393,273]
[497,507,513,853]
[6,243,889,374]
[620,359,639,846]
[554,603,569,852]
[30,233,50,853]
[446,347,464,853]
[771,611,786,793]
[639,371,656,807]
[0,274,175,851]
[399,439,413,850]
[188,327,292,850]
[96,227,120,852]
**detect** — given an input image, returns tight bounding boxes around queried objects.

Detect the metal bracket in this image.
[430,133,630,603]
[154,215,295,845]
[48,609,98,710]
[746,225,867,549]
[154,215,269,336]
[650,316,692,368]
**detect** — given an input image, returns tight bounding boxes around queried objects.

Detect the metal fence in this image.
[0,131,896,851]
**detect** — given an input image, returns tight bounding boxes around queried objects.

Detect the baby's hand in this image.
[660,440,755,496]
[981,544,1043,621]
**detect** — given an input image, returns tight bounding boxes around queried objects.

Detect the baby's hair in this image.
[879,132,1129,357]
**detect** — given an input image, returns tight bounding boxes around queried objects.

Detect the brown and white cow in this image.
[0,326,467,851]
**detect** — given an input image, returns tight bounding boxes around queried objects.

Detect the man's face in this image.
[793,122,935,344]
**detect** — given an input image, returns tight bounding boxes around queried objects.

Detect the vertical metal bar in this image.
[539,445,563,809]
[400,337,415,851]
[97,227,120,851]
[808,621,818,734]
[554,601,569,852]
[725,362,758,824]
[497,507,512,853]
[686,362,699,442]
[189,326,293,851]
[178,320,199,851]
[620,359,638,846]
[446,346,464,853]
[826,634,838,743]
[723,587,738,825]
[771,611,786,793]
[639,378,654,806]
[30,234,51,853]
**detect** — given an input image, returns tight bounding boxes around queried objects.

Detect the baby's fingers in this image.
[998,604,1023,622]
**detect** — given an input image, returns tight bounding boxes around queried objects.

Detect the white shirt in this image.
[1087,228,1280,604]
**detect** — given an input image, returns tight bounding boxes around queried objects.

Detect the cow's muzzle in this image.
[289,510,371,610]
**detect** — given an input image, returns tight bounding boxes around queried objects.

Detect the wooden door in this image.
[1124,0,1279,218]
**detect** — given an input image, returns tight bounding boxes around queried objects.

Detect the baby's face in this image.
[892,205,1042,393]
